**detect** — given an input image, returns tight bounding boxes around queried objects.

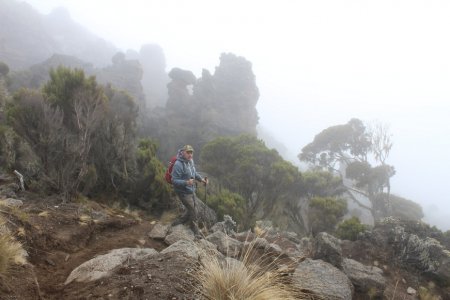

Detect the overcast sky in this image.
[24,0,450,230]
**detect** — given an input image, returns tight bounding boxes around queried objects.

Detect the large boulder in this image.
[313,232,343,269]
[342,258,386,296]
[293,258,354,300]
[65,248,158,284]
[161,239,199,260]
[206,231,242,258]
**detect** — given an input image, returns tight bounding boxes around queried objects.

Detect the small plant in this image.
[418,285,441,300]
[336,217,367,241]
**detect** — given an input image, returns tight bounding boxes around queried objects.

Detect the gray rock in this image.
[196,238,224,264]
[342,258,386,296]
[210,215,237,235]
[161,239,199,259]
[407,287,416,295]
[65,248,158,284]
[164,224,194,245]
[293,258,353,300]
[0,198,23,208]
[148,223,170,240]
[206,231,242,258]
[313,232,343,269]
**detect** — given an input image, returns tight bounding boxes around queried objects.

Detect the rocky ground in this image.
[0,182,450,299]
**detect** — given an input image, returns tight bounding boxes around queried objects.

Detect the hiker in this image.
[171,145,208,237]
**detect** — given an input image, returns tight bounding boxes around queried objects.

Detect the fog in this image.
[24,0,450,230]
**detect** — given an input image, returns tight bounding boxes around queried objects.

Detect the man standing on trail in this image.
[171,145,208,237]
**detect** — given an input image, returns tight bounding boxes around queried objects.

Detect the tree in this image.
[299,118,396,220]
[299,118,371,172]
[8,67,142,200]
[127,139,171,212]
[43,66,101,130]
[201,135,303,229]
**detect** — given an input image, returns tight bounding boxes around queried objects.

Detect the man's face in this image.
[183,150,193,161]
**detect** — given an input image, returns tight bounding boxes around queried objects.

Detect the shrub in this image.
[206,189,245,226]
[336,217,367,241]
[309,196,347,235]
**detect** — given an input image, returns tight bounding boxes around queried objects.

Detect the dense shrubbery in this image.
[336,217,367,241]
[309,196,347,235]
[205,188,245,227]
[3,66,167,213]
[201,135,303,229]
[128,139,172,211]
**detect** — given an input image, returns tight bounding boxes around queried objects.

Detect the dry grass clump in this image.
[0,217,27,274]
[195,235,308,300]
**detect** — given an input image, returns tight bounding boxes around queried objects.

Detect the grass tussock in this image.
[195,235,308,300]
[0,218,27,274]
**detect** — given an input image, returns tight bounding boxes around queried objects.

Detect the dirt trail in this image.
[1,194,168,299]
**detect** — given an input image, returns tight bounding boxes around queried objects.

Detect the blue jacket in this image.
[171,149,203,194]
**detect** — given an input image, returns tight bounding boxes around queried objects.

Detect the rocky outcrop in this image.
[370,218,450,286]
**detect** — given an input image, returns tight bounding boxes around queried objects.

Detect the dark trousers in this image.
[173,192,200,234]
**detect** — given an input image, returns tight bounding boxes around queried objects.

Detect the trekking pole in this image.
[204,176,208,203]
[192,177,196,213]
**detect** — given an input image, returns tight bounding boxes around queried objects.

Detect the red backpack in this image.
[164,156,178,184]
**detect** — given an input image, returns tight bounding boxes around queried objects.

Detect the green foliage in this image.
[388,194,424,221]
[7,67,140,200]
[0,125,19,169]
[302,170,345,197]
[42,66,103,130]
[299,118,371,170]
[128,139,172,212]
[336,217,367,241]
[418,285,441,300]
[0,75,10,111]
[309,197,347,235]
[300,119,397,222]
[206,189,245,225]
[201,135,303,229]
